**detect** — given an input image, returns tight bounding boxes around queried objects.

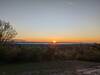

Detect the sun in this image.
[52,40,56,44]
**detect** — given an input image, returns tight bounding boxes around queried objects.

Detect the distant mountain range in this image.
[14,39,30,42]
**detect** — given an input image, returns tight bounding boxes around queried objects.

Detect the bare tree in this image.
[0,20,17,46]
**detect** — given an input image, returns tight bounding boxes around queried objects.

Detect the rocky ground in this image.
[77,66,100,75]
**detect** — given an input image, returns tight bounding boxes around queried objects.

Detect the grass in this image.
[0,60,100,75]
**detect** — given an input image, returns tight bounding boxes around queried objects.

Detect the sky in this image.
[0,0,100,42]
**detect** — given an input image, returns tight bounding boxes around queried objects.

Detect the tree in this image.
[0,20,17,46]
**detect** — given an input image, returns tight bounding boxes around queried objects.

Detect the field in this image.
[0,60,100,75]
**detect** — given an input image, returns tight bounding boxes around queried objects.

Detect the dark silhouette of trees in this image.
[0,20,17,46]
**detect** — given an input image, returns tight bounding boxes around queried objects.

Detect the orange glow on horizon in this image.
[15,36,100,43]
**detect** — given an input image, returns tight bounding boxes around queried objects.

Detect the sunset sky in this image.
[0,0,100,42]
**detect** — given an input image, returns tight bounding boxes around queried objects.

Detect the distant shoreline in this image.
[16,42,95,45]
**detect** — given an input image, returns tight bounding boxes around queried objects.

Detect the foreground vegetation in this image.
[0,43,100,62]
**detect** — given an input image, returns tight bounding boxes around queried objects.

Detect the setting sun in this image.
[52,40,56,44]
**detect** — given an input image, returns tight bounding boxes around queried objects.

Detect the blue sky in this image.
[0,0,100,42]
